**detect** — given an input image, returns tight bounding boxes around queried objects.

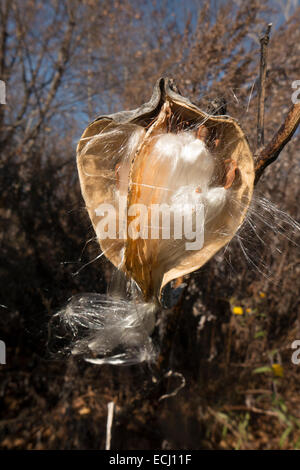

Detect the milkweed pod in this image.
[77,77,254,302]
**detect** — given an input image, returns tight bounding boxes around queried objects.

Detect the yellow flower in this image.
[78,407,91,415]
[259,292,266,298]
[233,306,243,315]
[272,364,284,377]
[246,308,252,313]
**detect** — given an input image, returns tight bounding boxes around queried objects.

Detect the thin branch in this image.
[257,23,272,150]
[14,1,76,155]
[158,371,186,402]
[255,102,300,184]
[222,404,279,417]
[1,2,76,156]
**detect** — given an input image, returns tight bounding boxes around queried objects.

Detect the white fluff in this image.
[152,131,214,191]
[55,293,158,365]
[149,131,227,243]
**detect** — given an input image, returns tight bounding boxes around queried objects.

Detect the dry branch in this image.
[255,102,300,184]
[254,22,300,184]
[257,23,272,149]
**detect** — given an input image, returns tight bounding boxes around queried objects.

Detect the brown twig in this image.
[255,102,300,184]
[157,277,186,372]
[254,21,300,183]
[257,23,272,150]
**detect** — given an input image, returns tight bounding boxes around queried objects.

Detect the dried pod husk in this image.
[77,78,254,303]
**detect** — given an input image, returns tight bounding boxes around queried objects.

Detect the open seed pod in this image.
[77,78,254,302]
